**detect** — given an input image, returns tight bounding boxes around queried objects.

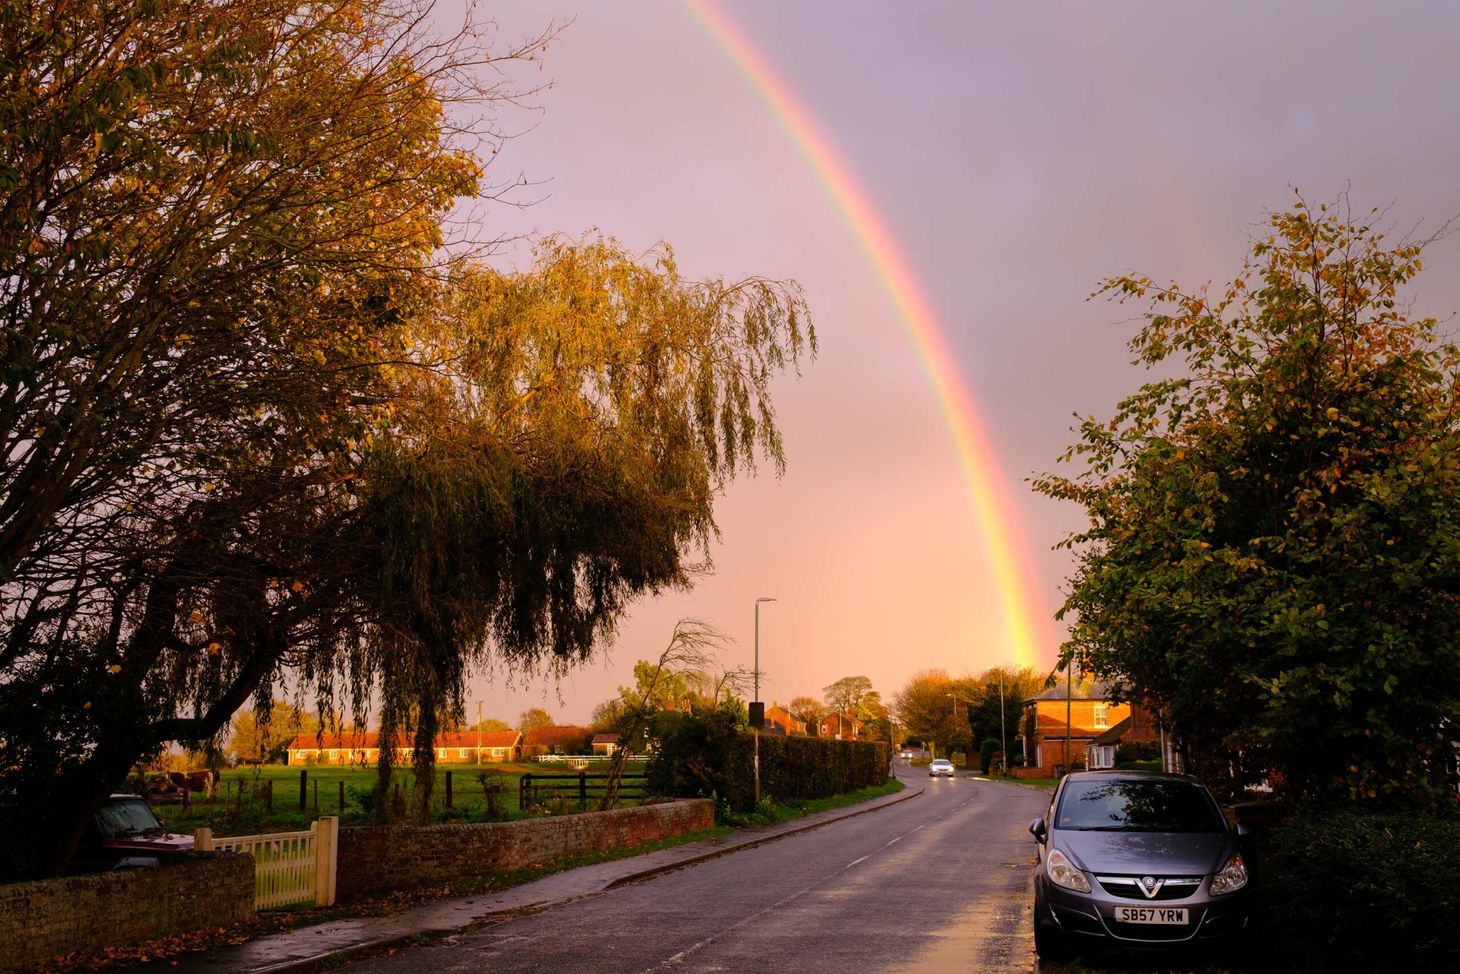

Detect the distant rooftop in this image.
[1025,679,1117,703]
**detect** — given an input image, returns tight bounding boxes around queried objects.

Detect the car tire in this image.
[1033,916,1072,962]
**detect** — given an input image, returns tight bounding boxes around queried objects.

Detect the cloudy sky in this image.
[444,0,1460,726]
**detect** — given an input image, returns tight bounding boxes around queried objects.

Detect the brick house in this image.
[763,704,807,736]
[286,730,521,765]
[1020,681,1130,776]
[817,710,864,741]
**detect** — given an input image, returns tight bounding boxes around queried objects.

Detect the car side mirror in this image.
[1028,818,1047,843]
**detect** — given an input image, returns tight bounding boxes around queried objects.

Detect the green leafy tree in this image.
[892,670,971,758]
[227,701,316,765]
[965,666,1041,763]
[601,620,725,809]
[822,675,883,723]
[517,708,554,734]
[1036,196,1460,806]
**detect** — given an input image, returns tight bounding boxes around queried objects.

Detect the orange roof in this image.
[288,730,520,750]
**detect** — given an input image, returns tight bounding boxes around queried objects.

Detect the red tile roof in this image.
[288,730,520,750]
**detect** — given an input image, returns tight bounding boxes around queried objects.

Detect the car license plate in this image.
[1115,906,1187,925]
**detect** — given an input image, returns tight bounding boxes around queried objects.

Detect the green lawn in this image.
[149,760,642,837]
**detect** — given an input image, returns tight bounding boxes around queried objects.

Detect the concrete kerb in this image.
[167,780,925,974]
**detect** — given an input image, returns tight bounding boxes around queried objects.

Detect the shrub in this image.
[1254,808,1460,972]
[978,738,1000,774]
[1115,740,1161,763]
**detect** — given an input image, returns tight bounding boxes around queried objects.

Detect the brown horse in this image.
[166,769,220,799]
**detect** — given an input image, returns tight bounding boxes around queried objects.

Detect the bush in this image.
[1115,740,1161,763]
[978,738,1000,774]
[1254,808,1460,972]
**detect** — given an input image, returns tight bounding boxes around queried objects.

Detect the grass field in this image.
[148,760,643,837]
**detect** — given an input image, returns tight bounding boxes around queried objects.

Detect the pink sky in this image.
[439,0,1460,726]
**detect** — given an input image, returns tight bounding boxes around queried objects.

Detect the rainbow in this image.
[685,0,1053,670]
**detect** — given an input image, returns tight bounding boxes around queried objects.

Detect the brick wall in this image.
[336,798,714,901]
[0,852,253,973]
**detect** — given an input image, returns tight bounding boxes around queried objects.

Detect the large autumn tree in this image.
[1037,197,1460,806]
[0,1,815,878]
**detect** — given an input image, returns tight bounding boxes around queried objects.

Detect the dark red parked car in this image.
[69,794,194,872]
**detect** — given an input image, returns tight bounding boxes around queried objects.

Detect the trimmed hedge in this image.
[758,732,888,803]
[1253,808,1460,972]
[645,709,887,813]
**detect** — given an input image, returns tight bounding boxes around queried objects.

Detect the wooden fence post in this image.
[578,770,587,804]
[520,773,531,809]
[314,817,338,907]
[445,770,453,809]
[195,827,213,852]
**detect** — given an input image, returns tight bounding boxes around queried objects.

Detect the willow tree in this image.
[1037,197,1460,806]
[347,238,813,820]
[0,0,814,878]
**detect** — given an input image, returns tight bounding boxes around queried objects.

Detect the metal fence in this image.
[195,816,338,910]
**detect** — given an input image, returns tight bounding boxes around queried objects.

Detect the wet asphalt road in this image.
[339,766,1053,974]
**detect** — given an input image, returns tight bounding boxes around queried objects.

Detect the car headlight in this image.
[1045,848,1091,893]
[1209,854,1248,895]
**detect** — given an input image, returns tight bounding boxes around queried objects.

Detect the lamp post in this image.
[998,669,1007,776]
[753,597,776,806]
[946,692,969,766]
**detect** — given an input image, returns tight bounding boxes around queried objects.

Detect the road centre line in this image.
[639,789,981,972]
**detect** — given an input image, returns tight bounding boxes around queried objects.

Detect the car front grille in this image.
[1094,875,1203,900]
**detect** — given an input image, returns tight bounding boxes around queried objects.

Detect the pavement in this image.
[134,777,925,974]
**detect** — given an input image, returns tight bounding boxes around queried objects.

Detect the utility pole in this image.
[1064,661,1073,773]
[753,597,776,806]
[476,701,482,767]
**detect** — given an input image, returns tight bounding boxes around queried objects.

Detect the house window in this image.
[1093,704,1108,729]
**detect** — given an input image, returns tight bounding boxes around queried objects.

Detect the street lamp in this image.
[753,597,776,806]
[998,669,1008,776]
[946,692,969,766]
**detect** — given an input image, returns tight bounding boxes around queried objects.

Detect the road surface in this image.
[340,765,1052,974]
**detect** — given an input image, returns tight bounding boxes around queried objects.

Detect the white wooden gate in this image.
[196,816,338,910]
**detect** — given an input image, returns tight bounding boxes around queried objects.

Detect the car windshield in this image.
[95,799,163,837]
[1054,779,1224,833]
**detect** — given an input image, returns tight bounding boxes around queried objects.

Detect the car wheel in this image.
[1033,915,1072,962]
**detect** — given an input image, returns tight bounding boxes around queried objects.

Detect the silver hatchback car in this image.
[1029,770,1250,960]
